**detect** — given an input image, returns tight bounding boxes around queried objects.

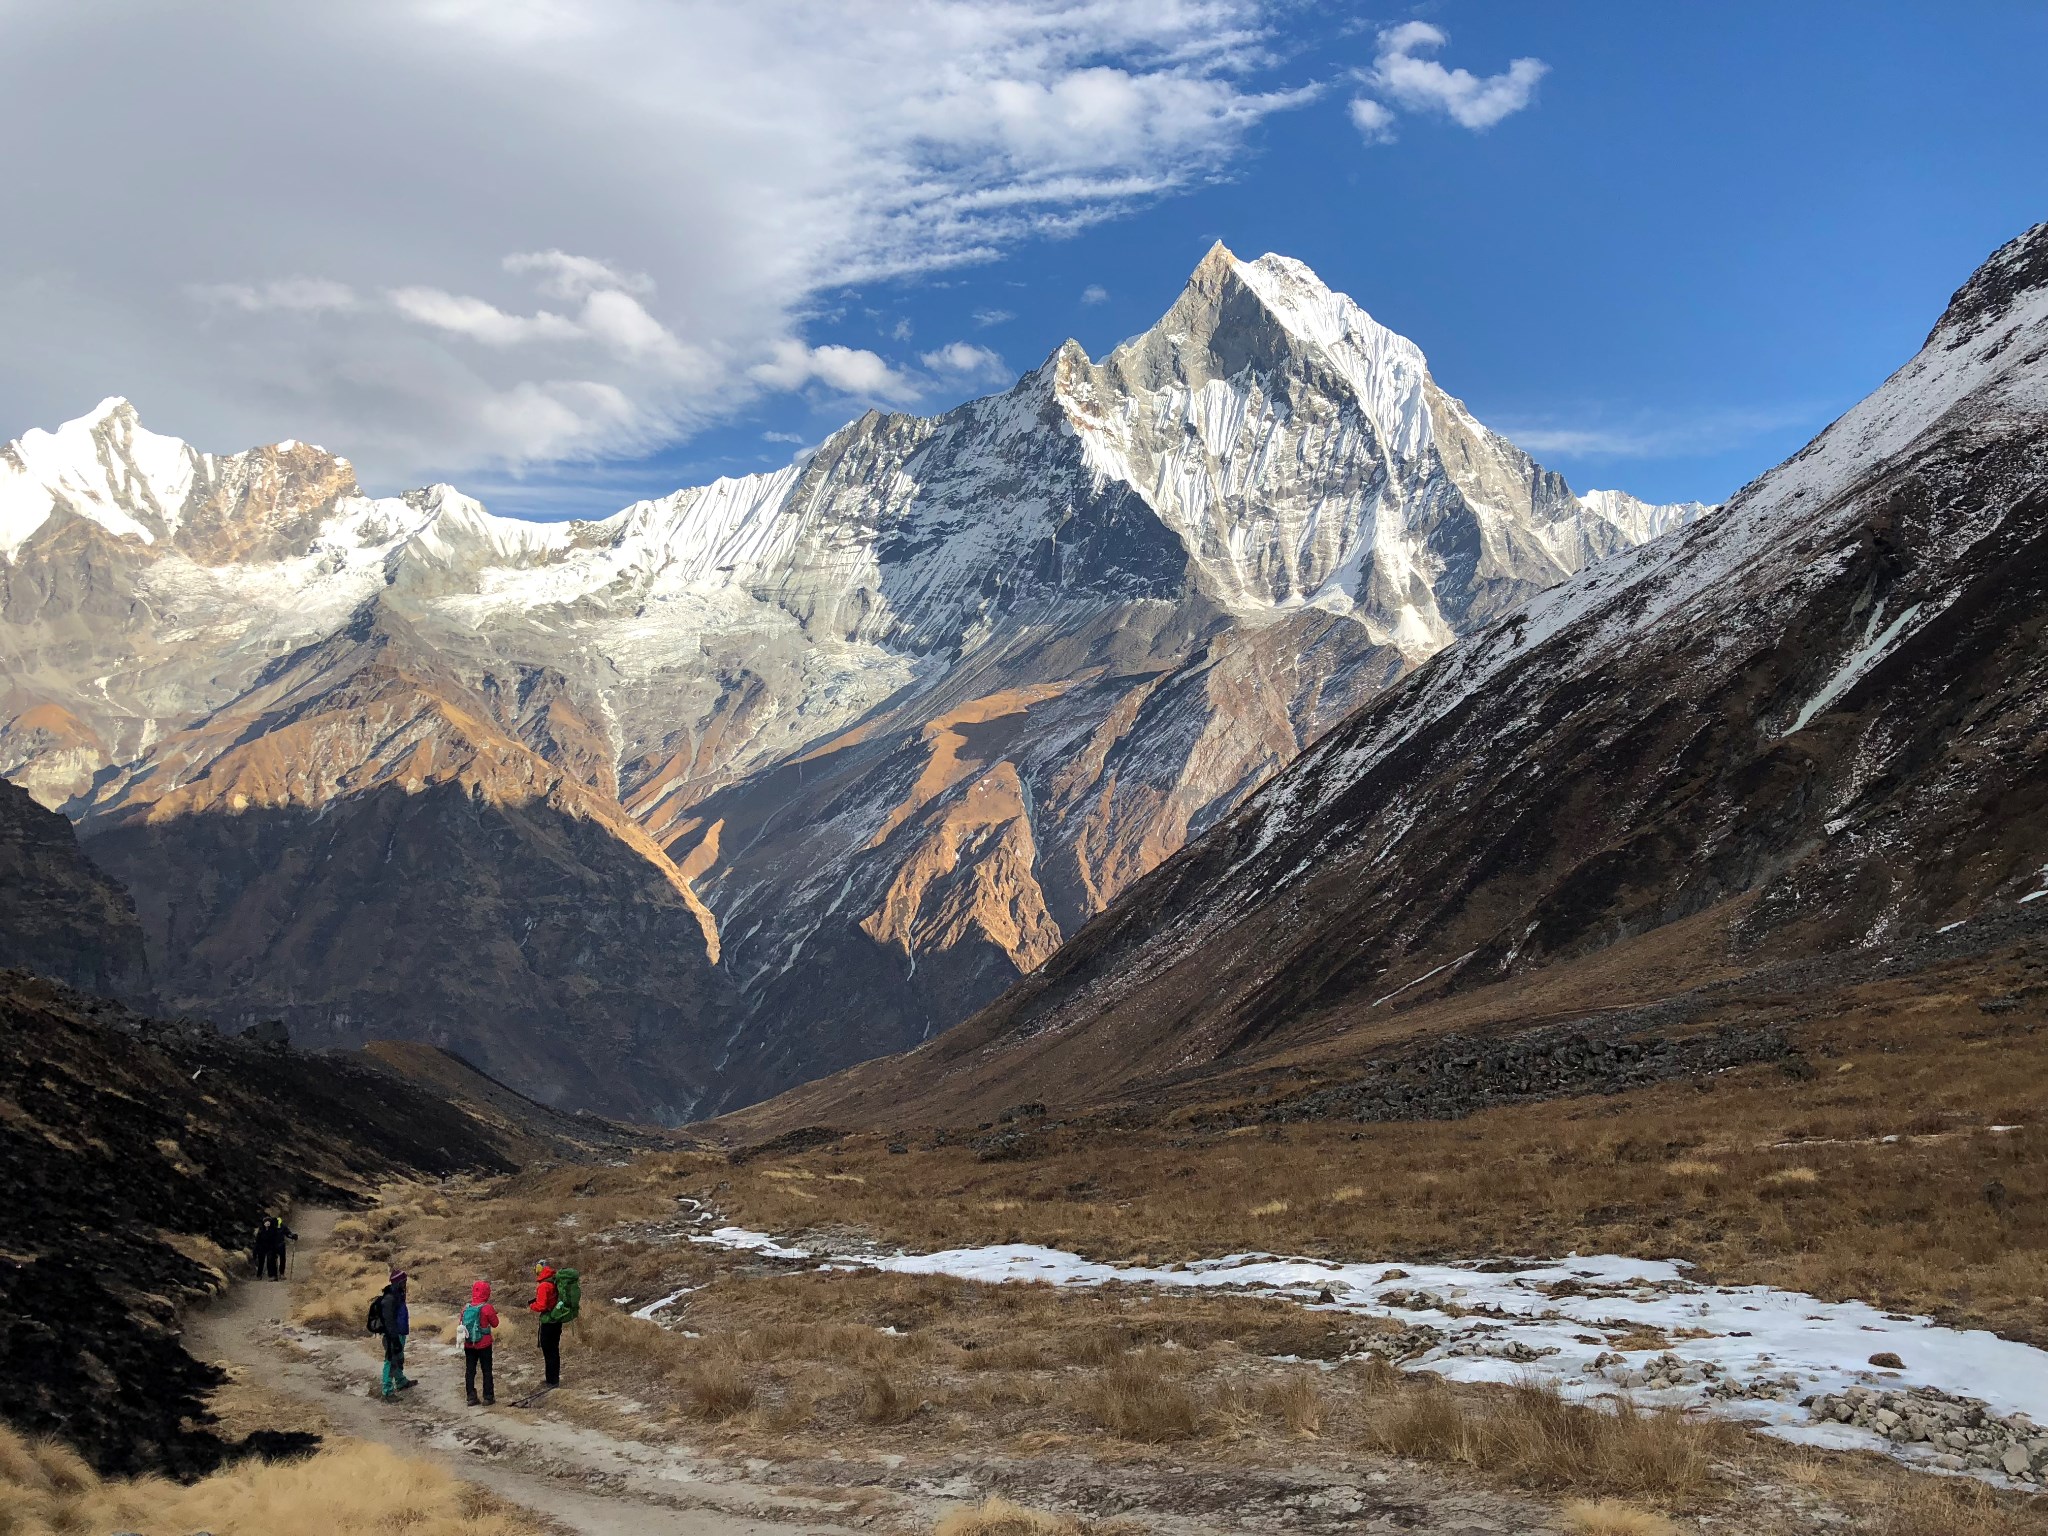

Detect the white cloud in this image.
[919,341,1010,384]
[750,340,921,404]
[387,286,584,346]
[1347,97,1397,145]
[1081,283,1109,304]
[761,429,807,443]
[972,307,1015,327]
[502,250,653,300]
[1364,22,1547,133]
[0,0,1313,486]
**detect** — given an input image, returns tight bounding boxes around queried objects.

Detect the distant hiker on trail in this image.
[367,1267,415,1399]
[527,1260,580,1388]
[461,1279,500,1406]
[251,1215,298,1280]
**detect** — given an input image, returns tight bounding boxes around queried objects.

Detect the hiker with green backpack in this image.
[461,1279,501,1406]
[527,1259,580,1387]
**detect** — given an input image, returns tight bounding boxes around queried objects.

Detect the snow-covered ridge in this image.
[1221,223,2048,899]
[1,247,1703,641]
[1230,250,1434,463]
[0,397,204,555]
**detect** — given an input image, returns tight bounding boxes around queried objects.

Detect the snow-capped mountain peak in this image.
[0,395,204,556]
[1,245,1714,1120]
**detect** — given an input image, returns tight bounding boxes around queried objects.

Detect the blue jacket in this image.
[381,1283,410,1337]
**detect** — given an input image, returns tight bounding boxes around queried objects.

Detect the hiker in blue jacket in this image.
[373,1268,415,1399]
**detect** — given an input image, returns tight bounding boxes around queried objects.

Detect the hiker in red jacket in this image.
[529,1261,563,1387]
[461,1279,500,1406]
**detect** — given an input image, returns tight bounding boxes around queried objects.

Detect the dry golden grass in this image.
[673,952,2048,1344]
[859,1369,922,1425]
[1370,1377,1728,1500]
[1761,1165,1820,1187]
[676,1350,758,1421]
[1075,1354,1203,1442]
[1560,1499,1681,1536]
[315,946,2048,1532]
[331,1161,2048,1536]
[0,1425,535,1536]
[1868,1474,2047,1536]
[1254,1371,1325,1437]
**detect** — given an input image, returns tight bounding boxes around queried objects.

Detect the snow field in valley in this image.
[689,1221,2048,1480]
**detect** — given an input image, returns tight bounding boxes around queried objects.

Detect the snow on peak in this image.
[1577,488,1715,544]
[0,397,201,557]
[1228,251,1433,463]
[83,396,137,426]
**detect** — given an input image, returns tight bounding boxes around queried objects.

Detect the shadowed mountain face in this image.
[0,777,150,1001]
[738,224,2048,1131]
[0,246,1701,1119]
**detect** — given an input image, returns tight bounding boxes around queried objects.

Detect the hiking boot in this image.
[397,1378,417,1392]
[467,1390,481,1406]
[482,1395,495,1405]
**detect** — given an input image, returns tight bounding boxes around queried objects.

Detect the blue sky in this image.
[626,2,2048,512]
[5,2,2045,516]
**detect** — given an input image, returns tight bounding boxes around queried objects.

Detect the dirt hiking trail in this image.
[190,1207,1565,1536]
[189,1207,867,1536]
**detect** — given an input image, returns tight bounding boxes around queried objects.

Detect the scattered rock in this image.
[1809,1385,2048,1481]
[1869,1351,1905,1369]
[726,1124,844,1165]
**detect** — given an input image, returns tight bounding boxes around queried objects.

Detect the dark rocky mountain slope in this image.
[0,966,609,1475]
[729,223,2048,1130]
[0,776,151,1000]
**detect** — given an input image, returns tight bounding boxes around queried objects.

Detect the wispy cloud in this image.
[972,307,1015,327]
[1497,406,1820,460]
[1,0,1325,483]
[188,277,359,313]
[1350,22,1547,145]
[1081,283,1110,305]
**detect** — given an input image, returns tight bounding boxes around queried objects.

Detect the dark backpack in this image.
[365,1294,386,1335]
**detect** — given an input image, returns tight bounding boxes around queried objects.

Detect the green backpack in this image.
[546,1267,581,1324]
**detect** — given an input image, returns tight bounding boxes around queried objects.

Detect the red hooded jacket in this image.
[462,1280,500,1350]
[529,1266,558,1318]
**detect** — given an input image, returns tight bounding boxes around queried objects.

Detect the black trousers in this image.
[464,1347,494,1401]
[538,1321,562,1386]
[259,1247,284,1279]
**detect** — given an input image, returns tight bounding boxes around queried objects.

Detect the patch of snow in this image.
[690,1225,2048,1476]
[629,1285,701,1321]
[1785,601,1929,736]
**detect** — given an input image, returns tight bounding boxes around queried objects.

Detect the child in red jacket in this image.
[461,1279,500,1405]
